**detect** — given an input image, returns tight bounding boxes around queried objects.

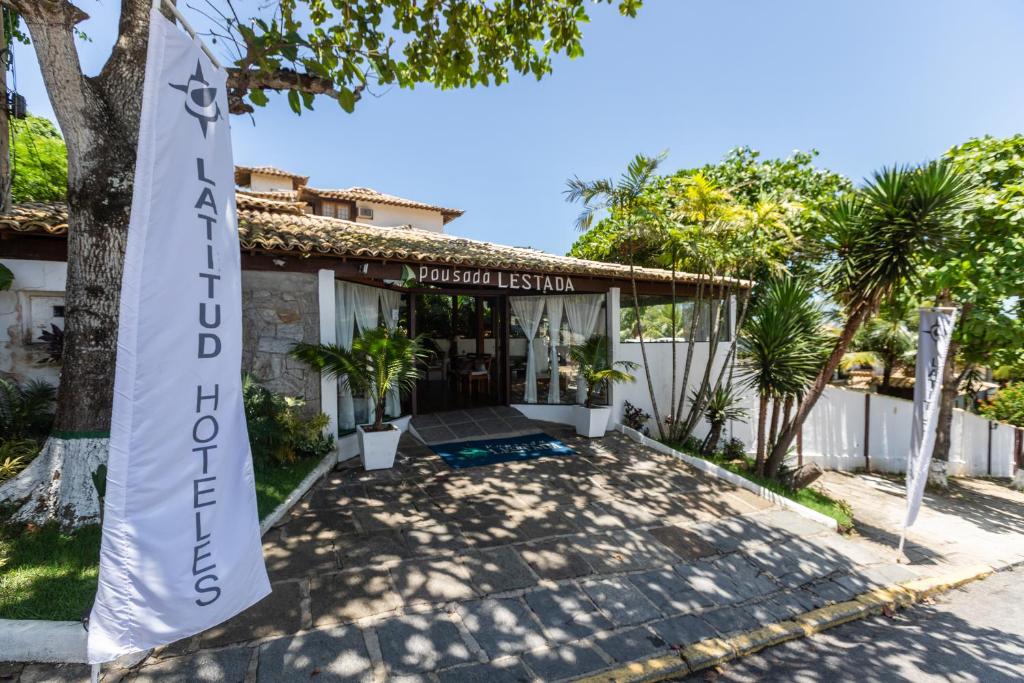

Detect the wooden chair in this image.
[457,354,492,396]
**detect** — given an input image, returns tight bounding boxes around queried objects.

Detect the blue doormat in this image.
[431,432,576,469]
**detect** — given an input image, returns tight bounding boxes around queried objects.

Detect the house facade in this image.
[0,168,744,453]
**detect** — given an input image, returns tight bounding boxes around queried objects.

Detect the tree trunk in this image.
[764,394,794,479]
[702,421,722,456]
[766,300,875,470]
[755,392,768,475]
[627,252,665,440]
[929,300,969,489]
[0,0,149,529]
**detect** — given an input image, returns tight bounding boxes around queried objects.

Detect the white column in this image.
[606,287,621,420]
[317,269,338,438]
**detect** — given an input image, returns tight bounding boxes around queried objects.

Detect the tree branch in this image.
[226,68,362,114]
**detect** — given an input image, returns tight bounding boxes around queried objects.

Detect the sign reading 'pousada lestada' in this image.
[417,265,576,292]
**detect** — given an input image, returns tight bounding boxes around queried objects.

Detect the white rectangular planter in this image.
[575,405,611,438]
[357,424,401,470]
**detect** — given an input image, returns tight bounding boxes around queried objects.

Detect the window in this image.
[321,202,350,220]
[358,206,374,219]
[619,295,731,343]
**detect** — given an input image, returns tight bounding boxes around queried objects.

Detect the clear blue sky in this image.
[12,1,1024,254]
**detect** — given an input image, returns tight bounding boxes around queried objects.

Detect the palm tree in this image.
[566,152,668,437]
[697,385,748,456]
[738,277,825,475]
[569,335,640,408]
[291,327,429,432]
[767,162,974,467]
[841,302,917,389]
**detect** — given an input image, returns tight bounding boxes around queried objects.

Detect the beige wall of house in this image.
[0,259,322,415]
[249,171,298,193]
[355,202,445,232]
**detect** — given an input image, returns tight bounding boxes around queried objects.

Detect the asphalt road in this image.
[683,567,1024,682]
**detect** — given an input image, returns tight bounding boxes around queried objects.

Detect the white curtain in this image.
[379,288,403,417]
[510,296,546,404]
[335,282,356,431]
[352,284,383,424]
[545,297,564,405]
[564,294,605,404]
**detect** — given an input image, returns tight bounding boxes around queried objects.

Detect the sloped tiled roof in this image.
[0,200,749,287]
[302,186,464,223]
[234,165,309,187]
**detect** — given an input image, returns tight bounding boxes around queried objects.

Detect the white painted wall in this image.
[607,284,735,440]
[250,171,297,193]
[0,259,66,384]
[356,202,445,233]
[729,385,1018,479]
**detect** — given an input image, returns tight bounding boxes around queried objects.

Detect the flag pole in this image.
[154,0,223,69]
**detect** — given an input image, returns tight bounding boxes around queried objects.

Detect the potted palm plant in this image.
[570,335,639,438]
[292,327,428,470]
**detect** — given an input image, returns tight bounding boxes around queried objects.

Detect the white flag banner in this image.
[88,9,269,664]
[902,307,957,531]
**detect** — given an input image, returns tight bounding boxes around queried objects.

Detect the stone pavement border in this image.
[572,562,1010,682]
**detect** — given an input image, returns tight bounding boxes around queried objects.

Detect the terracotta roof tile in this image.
[234,165,309,187]
[0,200,749,287]
[303,186,464,222]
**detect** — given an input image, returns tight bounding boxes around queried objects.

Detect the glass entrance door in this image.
[413,293,503,413]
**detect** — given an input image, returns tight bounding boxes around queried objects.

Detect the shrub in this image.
[0,377,56,441]
[722,437,747,461]
[242,375,333,467]
[980,383,1024,427]
[0,438,40,483]
[622,401,651,434]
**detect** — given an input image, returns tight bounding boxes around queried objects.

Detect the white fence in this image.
[730,386,1019,478]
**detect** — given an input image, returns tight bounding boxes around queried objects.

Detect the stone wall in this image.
[241,270,321,414]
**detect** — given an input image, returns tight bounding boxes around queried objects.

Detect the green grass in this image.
[0,522,101,621]
[663,440,854,532]
[0,454,325,621]
[254,455,323,520]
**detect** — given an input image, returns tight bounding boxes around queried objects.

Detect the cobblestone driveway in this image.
[25,423,913,682]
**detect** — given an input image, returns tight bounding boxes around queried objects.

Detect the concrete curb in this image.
[259,447,339,536]
[615,425,839,531]
[571,563,1000,682]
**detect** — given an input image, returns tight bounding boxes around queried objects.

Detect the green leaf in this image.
[0,263,13,291]
[248,89,269,107]
[287,90,301,115]
[337,86,356,113]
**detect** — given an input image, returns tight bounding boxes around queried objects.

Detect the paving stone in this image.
[576,529,669,573]
[594,626,669,663]
[519,538,594,580]
[375,612,474,674]
[758,509,832,537]
[593,497,661,528]
[262,531,337,579]
[281,507,360,539]
[435,659,533,683]
[649,614,718,649]
[19,664,92,683]
[258,626,372,682]
[860,562,921,587]
[200,581,303,647]
[507,508,583,541]
[456,514,526,547]
[700,605,762,636]
[704,554,779,600]
[648,525,718,562]
[629,568,717,616]
[672,562,744,607]
[523,584,614,642]
[808,577,862,604]
[353,503,432,531]
[308,483,366,510]
[311,568,402,626]
[521,642,608,680]
[390,556,478,604]
[456,598,549,658]
[336,530,410,568]
[582,576,661,627]
[460,546,537,594]
[401,522,470,557]
[132,647,252,683]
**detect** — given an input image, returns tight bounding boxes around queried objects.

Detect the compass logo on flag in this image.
[170,60,222,137]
